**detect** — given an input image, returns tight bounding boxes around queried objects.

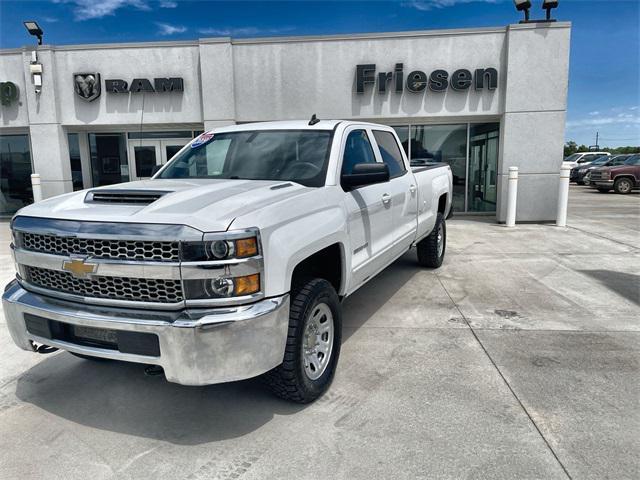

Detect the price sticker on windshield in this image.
[191,131,215,149]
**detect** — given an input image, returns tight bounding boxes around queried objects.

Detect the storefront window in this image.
[391,126,410,157]
[89,133,129,187]
[468,123,500,212]
[67,133,84,191]
[410,124,467,212]
[1,135,32,215]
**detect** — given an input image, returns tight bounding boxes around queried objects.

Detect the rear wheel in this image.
[417,213,446,268]
[614,177,633,194]
[262,278,341,403]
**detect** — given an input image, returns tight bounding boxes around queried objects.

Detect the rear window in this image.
[373,130,407,178]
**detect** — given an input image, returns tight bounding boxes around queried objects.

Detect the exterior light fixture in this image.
[513,0,532,23]
[24,21,44,94]
[542,0,559,22]
[23,21,43,45]
[514,1,558,24]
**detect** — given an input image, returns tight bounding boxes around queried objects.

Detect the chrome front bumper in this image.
[2,281,289,386]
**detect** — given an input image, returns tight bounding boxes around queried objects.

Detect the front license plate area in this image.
[72,325,118,346]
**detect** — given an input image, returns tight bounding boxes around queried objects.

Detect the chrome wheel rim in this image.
[619,180,631,193]
[302,303,334,380]
[437,223,444,258]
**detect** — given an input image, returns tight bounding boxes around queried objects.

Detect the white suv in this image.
[563,152,610,168]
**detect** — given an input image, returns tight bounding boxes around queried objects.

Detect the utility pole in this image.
[595,131,599,149]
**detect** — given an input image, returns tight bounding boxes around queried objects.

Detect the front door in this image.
[128,138,190,180]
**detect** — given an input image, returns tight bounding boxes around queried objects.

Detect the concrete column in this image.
[199,39,236,128]
[29,123,73,198]
[22,47,73,199]
[497,23,571,222]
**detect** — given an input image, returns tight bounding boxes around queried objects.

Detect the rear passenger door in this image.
[371,129,418,256]
[341,127,395,290]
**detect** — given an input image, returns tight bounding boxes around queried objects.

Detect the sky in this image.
[1,0,638,147]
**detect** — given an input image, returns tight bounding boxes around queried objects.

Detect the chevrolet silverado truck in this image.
[589,154,640,194]
[3,120,452,403]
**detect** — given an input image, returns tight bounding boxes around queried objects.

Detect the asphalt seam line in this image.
[435,272,574,480]
[566,224,640,251]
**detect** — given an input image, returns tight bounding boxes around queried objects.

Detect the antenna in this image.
[308,114,320,126]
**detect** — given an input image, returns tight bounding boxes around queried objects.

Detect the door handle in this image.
[381,194,391,205]
[409,185,417,194]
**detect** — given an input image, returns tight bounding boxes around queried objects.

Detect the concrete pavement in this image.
[0,185,638,479]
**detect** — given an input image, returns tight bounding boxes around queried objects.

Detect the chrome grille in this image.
[25,266,183,303]
[20,232,179,262]
[590,171,606,181]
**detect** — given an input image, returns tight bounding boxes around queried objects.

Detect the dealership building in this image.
[0,22,570,221]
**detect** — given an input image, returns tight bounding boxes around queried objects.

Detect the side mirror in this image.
[341,162,390,189]
[150,164,163,176]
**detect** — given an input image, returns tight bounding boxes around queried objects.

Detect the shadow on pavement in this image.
[579,269,640,306]
[15,353,305,445]
[12,251,432,442]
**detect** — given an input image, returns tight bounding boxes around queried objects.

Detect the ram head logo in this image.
[74,73,101,102]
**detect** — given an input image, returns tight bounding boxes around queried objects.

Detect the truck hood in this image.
[15,179,310,232]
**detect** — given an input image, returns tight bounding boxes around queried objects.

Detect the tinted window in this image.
[160,130,333,188]
[341,130,377,175]
[624,155,640,165]
[373,130,406,178]
[564,154,580,162]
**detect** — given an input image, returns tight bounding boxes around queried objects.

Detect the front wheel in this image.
[614,177,633,194]
[417,212,446,268]
[262,278,342,403]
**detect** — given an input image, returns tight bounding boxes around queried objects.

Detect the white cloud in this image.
[55,0,151,21]
[588,111,600,116]
[41,16,59,23]
[630,106,638,111]
[156,22,187,35]
[198,26,295,36]
[159,0,177,7]
[402,0,498,11]
[566,115,640,128]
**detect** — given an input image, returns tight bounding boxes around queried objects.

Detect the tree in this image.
[564,141,577,157]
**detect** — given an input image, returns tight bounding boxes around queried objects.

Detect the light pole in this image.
[23,21,44,94]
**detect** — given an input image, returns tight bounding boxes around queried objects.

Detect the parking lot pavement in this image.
[0,186,638,479]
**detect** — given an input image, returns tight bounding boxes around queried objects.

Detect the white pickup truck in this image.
[3,120,452,403]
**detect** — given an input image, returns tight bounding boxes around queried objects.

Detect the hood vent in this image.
[85,189,171,205]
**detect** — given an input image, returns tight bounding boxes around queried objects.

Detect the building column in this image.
[29,123,73,198]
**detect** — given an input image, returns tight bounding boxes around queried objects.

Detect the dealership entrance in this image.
[127,134,192,180]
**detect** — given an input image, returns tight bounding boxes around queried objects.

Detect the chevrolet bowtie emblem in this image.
[62,258,98,279]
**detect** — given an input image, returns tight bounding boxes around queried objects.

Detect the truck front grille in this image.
[20,232,179,262]
[25,266,183,304]
[590,171,606,181]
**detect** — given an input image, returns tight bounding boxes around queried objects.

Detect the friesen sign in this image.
[356,64,498,94]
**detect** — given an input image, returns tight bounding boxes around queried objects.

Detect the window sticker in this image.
[191,131,215,149]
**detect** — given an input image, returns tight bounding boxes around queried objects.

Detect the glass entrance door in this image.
[128,138,190,180]
[468,123,499,212]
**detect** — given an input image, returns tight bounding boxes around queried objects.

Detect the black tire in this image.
[69,352,111,362]
[417,213,446,268]
[614,177,633,194]
[576,181,584,186]
[262,278,342,403]
[597,188,610,193]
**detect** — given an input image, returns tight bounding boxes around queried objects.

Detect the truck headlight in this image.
[184,273,261,299]
[181,233,259,261]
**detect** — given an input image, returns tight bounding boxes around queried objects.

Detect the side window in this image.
[373,130,407,178]
[341,130,377,175]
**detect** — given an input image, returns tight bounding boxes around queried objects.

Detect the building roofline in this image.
[0,22,571,55]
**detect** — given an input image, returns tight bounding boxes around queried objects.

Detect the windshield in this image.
[158,130,333,187]
[591,156,610,165]
[564,154,580,162]
[624,155,640,165]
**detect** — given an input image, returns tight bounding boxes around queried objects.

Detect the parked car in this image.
[563,151,610,169]
[3,120,453,403]
[570,155,630,185]
[590,154,640,194]
[582,154,632,186]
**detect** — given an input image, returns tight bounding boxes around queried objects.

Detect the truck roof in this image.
[212,119,388,133]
